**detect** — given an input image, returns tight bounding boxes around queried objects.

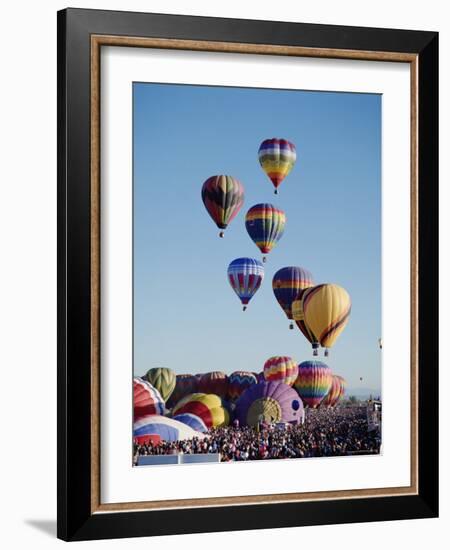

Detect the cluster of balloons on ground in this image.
[133,362,347,444]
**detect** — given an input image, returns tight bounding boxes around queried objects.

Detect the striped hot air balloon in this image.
[172,393,229,428]
[133,415,206,444]
[235,381,303,427]
[258,138,297,194]
[228,257,264,311]
[198,371,229,399]
[302,284,351,356]
[263,356,298,386]
[245,203,286,262]
[321,374,342,408]
[294,360,333,408]
[133,377,165,420]
[144,367,176,402]
[201,175,244,237]
[272,266,314,328]
[227,371,257,401]
[335,375,347,404]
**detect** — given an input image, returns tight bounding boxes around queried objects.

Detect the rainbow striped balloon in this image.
[294,361,332,408]
[258,138,297,194]
[245,203,286,260]
[263,356,298,387]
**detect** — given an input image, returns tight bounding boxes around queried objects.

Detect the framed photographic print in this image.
[57,8,438,541]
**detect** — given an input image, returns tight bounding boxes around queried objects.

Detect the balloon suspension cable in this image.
[289,322,294,330]
[262,256,267,263]
[219,231,225,238]
[243,305,247,311]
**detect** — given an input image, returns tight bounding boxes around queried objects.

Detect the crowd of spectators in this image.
[133,406,381,464]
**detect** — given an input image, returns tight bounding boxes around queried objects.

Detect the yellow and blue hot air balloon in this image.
[245,203,286,262]
[302,283,351,356]
[258,138,297,194]
[201,175,244,237]
[228,257,264,311]
[272,266,314,328]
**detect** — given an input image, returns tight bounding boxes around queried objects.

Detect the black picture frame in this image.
[57,7,438,541]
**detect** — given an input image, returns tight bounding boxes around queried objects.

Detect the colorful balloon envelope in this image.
[228,257,264,311]
[167,374,198,408]
[245,203,286,261]
[198,371,229,399]
[201,175,244,237]
[302,283,351,356]
[235,381,303,427]
[133,377,165,420]
[227,371,257,401]
[294,360,333,408]
[133,415,206,444]
[172,413,208,433]
[144,367,176,402]
[263,356,298,386]
[321,374,342,407]
[272,266,314,328]
[258,138,297,194]
[172,393,229,428]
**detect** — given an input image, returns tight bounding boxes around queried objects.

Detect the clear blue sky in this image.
[133,83,381,394]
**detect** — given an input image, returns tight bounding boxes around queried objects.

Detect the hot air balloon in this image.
[144,367,176,402]
[321,374,342,407]
[133,415,206,444]
[272,266,314,328]
[263,356,298,386]
[201,175,244,237]
[302,284,351,356]
[172,393,229,428]
[294,360,332,408]
[292,298,319,355]
[235,381,303,427]
[227,371,257,402]
[258,138,297,194]
[336,375,347,403]
[245,203,286,262]
[173,413,208,433]
[198,371,229,399]
[133,377,165,420]
[228,257,264,311]
[167,374,198,408]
